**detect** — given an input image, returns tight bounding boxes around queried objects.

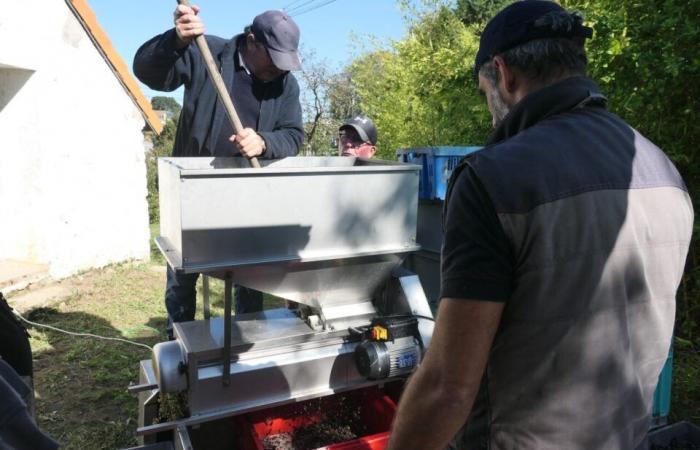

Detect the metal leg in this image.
[223,272,232,387]
[176,424,193,450]
[202,275,210,320]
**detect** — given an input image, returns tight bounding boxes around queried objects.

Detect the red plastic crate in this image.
[237,387,396,450]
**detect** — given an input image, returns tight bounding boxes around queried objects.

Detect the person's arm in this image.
[387,160,513,449]
[133,28,195,92]
[133,4,205,92]
[387,298,504,450]
[257,74,304,158]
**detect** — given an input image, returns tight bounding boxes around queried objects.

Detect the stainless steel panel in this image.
[137,360,160,445]
[175,426,193,450]
[188,339,364,415]
[160,156,418,267]
[169,310,373,416]
[395,269,435,349]
[404,250,440,305]
[407,199,443,304]
[416,199,444,253]
[227,253,409,309]
[158,159,182,261]
[158,156,420,309]
[175,309,315,357]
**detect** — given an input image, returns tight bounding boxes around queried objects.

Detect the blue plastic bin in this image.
[397,151,431,199]
[397,147,482,200]
[651,346,673,426]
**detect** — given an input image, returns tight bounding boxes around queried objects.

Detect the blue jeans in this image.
[164,266,263,338]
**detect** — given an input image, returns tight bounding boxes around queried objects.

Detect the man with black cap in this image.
[388,2,692,449]
[134,5,304,338]
[338,115,377,158]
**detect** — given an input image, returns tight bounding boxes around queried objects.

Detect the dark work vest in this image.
[447,77,693,450]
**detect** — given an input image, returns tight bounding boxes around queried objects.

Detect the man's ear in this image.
[244,32,257,48]
[493,55,517,94]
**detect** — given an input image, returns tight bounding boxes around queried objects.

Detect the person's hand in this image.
[173,4,204,48]
[230,128,266,158]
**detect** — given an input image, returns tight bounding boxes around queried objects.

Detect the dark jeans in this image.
[164,266,263,338]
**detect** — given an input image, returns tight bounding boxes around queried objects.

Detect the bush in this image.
[146,119,177,223]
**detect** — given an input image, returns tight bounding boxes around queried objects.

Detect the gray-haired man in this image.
[388,2,692,449]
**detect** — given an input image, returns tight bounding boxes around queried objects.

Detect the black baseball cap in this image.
[340,115,377,145]
[251,10,302,71]
[474,0,592,76]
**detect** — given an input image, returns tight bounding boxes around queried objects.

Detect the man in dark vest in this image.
[134,6,304,339]
[388,2,693,449]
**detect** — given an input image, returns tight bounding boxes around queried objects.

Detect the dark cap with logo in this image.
[251,10,302,71]
[474,0,593,76]
[340,115,377,146]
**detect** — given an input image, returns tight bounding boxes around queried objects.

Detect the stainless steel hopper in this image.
[156,156,420,311]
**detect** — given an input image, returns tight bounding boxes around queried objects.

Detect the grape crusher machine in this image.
[129,156,434,449]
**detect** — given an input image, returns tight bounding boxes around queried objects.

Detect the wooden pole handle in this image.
[176,0,261,168]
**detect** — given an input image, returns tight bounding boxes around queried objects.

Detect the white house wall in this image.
[0,1,150,278]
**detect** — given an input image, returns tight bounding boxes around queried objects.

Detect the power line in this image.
[281,0,310,11]
[290,0,340,17]
[285,0,318,14]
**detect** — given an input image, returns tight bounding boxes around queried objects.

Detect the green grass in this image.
[149,222,165,265]
[27,262,165,449]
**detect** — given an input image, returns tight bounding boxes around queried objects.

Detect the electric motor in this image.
[354,316,423,380]
[355,335,422,379]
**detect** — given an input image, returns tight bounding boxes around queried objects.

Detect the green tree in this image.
[298,50,337,155]
[455,0,508,25]
[146,119,177,223]
[327,71,362,122]
[151,96,181,119]
[349,3,491,159]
